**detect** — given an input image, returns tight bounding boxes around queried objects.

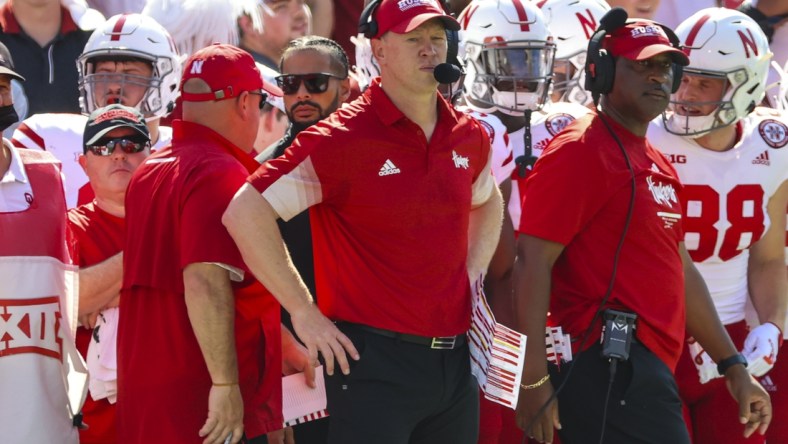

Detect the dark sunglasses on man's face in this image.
[275,73,344,95]
[86,137,150,156]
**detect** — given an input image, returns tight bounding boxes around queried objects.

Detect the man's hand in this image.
[290,304,359,376]
[515,382,560,443]
[79,311,100,329]
[282,325,316,387]
[266,427,295,444]
[742,323,782,377]
[198,384,244,444]
[725,365,772,438]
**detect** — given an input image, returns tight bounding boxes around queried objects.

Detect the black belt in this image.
[353,324,466,350]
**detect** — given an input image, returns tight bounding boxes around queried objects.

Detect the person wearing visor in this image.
[541,0,612,106]
[119,44,302,444]
[514,11,771,444]
[648,8,788,444]
[67,104,151,444]
[11,13,181,209]
[460,0,597,239]
[223,0,503,442]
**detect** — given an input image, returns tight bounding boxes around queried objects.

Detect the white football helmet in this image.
[665,8,773,137]
[540,0,610,105]
[460,0,556,115]
[351,33,380,92]
[78,14,182,120]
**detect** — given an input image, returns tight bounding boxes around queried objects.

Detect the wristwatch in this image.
[717,353,748,376]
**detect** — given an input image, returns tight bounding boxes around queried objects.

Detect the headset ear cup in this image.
[358,0,380,38]
[598,51,615,95]
[586,49,615,96]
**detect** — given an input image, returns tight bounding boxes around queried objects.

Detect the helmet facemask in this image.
[79,52,177,119]
[665,68,742,137]
[552,51,592,105]
[465,40,555,116]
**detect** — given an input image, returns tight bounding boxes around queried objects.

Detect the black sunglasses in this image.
[248,90,269,109]
[275,73,344,95]
[86,137,150,156]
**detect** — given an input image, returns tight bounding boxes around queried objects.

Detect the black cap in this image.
[83,104,150,150]
[0,41,24,82]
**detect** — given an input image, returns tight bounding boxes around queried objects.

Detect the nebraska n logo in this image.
[738,29,759,58]
[190,60,205,75]
[576,9,598,40]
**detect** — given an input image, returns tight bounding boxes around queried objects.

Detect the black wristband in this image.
[717,353,748,376]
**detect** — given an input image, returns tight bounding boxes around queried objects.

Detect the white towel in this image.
[86,307,119,404]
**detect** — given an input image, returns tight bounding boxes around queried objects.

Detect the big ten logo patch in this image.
[545,113,576,137]
[758,119,788,148]
[0,297,62,360]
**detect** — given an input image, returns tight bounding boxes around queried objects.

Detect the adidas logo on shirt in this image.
[379,159,401,176]
[760,375,777,393]
[752,150,770,166]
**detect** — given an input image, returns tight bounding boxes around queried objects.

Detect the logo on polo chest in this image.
[647,175,677,206]
[379,159,401,176]
[452,150,469,169]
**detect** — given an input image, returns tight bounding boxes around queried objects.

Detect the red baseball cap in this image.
[180,43,268,102]
[373,0,460,39]
[604,21,689,66]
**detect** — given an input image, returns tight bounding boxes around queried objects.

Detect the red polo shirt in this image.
[520,112,686,370]
[67,203,123,444]
[248,79,495,337]
[119,121,282,443]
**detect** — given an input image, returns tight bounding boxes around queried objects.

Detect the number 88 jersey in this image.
[648,111,788,325]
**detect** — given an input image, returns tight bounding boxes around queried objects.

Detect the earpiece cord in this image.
[521,109,636,444]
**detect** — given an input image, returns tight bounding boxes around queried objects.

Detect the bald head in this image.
[181,78,263,153]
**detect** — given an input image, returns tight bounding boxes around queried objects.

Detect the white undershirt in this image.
[0,141,33,213]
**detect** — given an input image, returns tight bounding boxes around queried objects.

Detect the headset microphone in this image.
[433,63,462,84]
[599,7,628,31]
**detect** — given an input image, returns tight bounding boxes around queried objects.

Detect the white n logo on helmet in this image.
[190,60,205,75]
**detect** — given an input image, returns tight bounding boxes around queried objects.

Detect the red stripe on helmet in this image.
[682,13,711,57]
[110,14,128,41]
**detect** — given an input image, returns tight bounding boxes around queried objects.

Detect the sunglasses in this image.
[248,90,269,109]
[86,137,150,156]
[275,73,344,95]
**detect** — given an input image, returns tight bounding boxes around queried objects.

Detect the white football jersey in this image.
[648,112,788,325]
[12,113,173,208]
[456,107,515,186]
[509,101,591,229]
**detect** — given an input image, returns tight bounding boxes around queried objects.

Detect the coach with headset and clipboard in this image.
[512,8,772,444]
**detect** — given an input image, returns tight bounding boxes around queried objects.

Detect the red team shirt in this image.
[520,113,687,370]
[249,79,495,337]
[119,121,282,442]
[67,203,123,443]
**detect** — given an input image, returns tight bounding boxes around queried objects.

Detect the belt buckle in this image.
[430,336,456,350]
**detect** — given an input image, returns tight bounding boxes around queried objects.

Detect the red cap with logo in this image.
[373,0,460,38]
[180,43,270,102]
[604,21,690,66]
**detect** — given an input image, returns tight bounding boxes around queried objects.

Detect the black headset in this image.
[584,8,684,102]
[358,0,381,38]
[357,0,463,84]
